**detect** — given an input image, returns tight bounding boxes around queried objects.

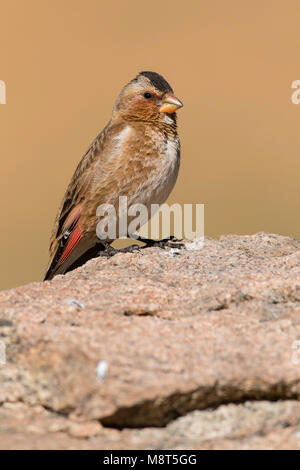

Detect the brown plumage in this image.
[44,71,183,280]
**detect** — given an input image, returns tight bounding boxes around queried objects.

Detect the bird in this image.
[44,71,183,281]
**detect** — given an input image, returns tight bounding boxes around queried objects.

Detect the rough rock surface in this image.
[0,233,300,449]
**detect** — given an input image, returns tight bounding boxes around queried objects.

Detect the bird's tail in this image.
[44,241,106,281]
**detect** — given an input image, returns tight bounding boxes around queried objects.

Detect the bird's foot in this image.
[134,236,185,250]
[98,245,120,258]
[119,244,141,254]
[98,236,184,259]
[98,243,141,258]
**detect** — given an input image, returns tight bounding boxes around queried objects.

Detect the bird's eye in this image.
[143,92,152,99]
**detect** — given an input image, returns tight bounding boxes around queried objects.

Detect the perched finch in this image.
[44,71,183,281]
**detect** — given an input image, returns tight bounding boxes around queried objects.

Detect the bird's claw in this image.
[98,244,120,258]
[136,235,185,250]
[119,244,141,253]
[98,243,141,258]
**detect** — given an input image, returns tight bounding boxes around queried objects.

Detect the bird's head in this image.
[112,71,183,125]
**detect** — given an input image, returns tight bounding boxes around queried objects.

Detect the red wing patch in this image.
[59,224,82,264]
[44,204,84,281]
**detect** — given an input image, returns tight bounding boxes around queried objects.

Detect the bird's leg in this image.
[119,244,141,253]
[132,235,185,249]
[98,235,185,258]
[97,241,120,258]
[98,240,141,257]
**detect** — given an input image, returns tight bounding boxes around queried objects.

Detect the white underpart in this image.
[112,125,131,155]
[165,135,179,170]
[130,135,179,237]
[156,135,180,198]
[96,126,180,241]
[132,134,179,216]
[163,113,175,126]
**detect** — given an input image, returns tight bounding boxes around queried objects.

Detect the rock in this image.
[0,232,300,449]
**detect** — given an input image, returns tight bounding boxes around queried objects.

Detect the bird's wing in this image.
[44,129,107,280]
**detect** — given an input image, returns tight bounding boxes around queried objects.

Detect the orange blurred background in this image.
[0,0,299,290]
